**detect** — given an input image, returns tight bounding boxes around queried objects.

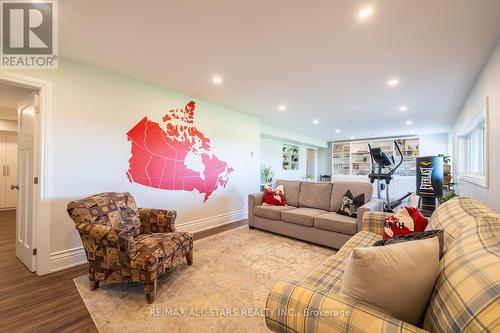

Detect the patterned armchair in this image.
[67,192,193,303]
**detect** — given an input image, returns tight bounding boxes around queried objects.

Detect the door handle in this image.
[6,165,8,177]
[10,184,19,190]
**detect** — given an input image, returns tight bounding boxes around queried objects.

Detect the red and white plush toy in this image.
[383,207,428,239]
[263,185,286,206]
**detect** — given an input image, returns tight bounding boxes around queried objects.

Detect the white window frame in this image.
[457,97,489,188]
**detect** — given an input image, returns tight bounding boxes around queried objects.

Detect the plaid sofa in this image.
[266,197,499,333]
[67,192,193,303]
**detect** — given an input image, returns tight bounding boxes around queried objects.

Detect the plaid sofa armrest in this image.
[139,208,178,233]
[357,199,384,231]
[266,280,427,333]
[361,211,393,235]
[75,222,136,256]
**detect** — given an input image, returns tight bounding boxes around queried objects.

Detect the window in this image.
[458,98,489,187]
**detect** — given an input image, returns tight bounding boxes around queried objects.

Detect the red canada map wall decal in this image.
[126,101,233,202]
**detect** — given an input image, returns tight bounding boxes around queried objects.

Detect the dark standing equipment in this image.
[368,140,412,212]
[319,175,331,182]
[416,156,443,216]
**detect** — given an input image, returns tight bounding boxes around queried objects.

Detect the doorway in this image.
[0,81,38,272]
[306,148,315,180]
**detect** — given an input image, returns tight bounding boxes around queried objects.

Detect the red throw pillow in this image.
[405,207,428,232]
[383,207,428,239]
[263,185,286,206]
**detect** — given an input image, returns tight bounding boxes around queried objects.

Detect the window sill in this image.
[459,174,488,188]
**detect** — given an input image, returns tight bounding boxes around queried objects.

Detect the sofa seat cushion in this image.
[301,231,382,292]
[314,212,357,235]
[253,205,296,221]
[281,208,327,226]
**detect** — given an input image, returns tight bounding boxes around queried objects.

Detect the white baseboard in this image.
[49,209,248,272]
[176,209,247,233]
[49,247,87,273]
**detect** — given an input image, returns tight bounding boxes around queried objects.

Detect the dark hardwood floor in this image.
[0,210,246,333]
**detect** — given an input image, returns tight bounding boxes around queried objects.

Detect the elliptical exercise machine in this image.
[368,140,412,212]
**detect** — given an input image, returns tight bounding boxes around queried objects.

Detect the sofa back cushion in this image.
[423,215,500,333]
[330,181,373,212]
[427,197,496,250]
[298,182,333,211]
[276,180,301,207]
[67,192,142,236]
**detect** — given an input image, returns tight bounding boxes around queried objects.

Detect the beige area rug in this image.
[74,226,335,333]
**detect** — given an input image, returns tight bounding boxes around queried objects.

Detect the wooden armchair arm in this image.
[139,208,177,233]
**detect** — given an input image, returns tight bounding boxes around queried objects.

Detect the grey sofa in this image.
[248,180,383,249]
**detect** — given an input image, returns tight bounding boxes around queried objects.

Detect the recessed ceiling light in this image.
[387,78,399,87]
[349,136,355,140]
[399,105,408,112]
[278,105,286,111]
[312,119,319,125]
[335,129,340,133]
[406,120,413,126]
[212,76,223,85]
[358,7,374,18]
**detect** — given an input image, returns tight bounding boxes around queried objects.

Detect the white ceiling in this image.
[59,0,500,141]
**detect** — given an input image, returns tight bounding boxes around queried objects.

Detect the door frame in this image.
[0,71,53,275]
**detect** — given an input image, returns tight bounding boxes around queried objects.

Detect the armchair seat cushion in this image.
[281,208,327,226]
[130,232,193,270]
[314,212,357,235]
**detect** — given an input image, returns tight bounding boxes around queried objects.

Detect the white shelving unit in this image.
[331,136,420,177]
[350,141,371,176]
[282,144,299,170]
[332,142,350,175]
[394,138,420,176]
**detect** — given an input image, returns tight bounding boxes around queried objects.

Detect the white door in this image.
[16,93,37,272]
[0,136,6,208]
[5,134,18,208]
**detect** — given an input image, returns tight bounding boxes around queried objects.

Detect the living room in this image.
[0,1,498,332]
